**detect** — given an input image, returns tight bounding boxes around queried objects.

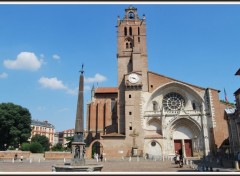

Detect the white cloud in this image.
[38,77,67,90]
[52,54,60,60]
[3,52,43,71]
[38,76,77,95]
[85,73,107,83]
[0,72,8,79]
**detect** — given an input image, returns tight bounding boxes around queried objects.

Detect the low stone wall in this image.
[0,151,30,159]
[44,152,71,160]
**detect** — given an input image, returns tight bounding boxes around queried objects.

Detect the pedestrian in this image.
[100,154,103,162]
[237,152,240,166]
[14,154,18,160]
[176,153,180,165]
[96,153,99,162]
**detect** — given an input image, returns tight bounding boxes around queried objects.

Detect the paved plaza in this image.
[0,157,239,174]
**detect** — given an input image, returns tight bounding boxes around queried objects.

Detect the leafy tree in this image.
[29,142,43,153]
[220,100,235,107]
[51,143,64,151]
[31,134,50,151]
[65,136,74,150]
[21,142,30,151]
[0,103,32,150]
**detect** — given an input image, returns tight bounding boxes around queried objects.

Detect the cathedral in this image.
[84,6,229,159]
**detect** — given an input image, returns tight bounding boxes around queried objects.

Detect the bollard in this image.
[104,157,107,162]
[137,156,139,162]
[235,161,239,170]
[12,158,14,163]
[29,158,32,163]
[38,158,40,163]
[122,156,124,160]
[64,158,66,163]
[129,156,131,162]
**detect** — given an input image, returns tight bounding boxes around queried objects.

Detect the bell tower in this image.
[117,5,148,90]
[117,5,148,134]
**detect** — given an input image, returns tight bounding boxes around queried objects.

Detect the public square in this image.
[0,156,238,173]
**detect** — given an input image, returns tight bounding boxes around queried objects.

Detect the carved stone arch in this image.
[147,117,161,129]
[89,140,104,159]
[145,140,162,159]
[145,81,204,112]
[168,117,201,140]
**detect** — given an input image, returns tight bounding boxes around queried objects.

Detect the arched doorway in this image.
[145,140,162,159]
[170,118,201,157]
[91,141,103,159]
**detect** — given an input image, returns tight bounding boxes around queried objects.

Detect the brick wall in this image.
[0,151,30,159]
[44,152,71,160]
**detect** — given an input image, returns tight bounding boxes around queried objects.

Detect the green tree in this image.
[31,134,50,151]
[51,143,64,151]
[21,142,30,151]
[65,136,74,151]
[0,103,32,150]
[29,142,43,153]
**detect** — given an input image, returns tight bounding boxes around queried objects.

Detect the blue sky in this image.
[0,3,239,132]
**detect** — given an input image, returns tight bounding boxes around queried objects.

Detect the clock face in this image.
[128,73,139,84]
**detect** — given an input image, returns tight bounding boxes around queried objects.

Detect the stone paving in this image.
[0,157,239,173]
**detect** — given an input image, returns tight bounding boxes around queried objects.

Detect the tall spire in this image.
[74,64,84,134]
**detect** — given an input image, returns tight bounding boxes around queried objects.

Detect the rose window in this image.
[162,92,185,111]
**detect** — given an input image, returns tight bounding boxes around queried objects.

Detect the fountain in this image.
[52,65,103,172]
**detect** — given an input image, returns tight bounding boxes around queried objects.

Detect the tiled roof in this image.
[235,69,240,76]
[234,88,240,95]
[31,119,55,128]
[95,87,118,94]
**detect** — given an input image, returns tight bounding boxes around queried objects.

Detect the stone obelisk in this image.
[71,64,86,166]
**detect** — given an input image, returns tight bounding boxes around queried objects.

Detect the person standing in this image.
[237,152,240,166]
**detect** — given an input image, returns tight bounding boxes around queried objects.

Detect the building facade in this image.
[85,6,229,159]
[31,119,55,146]
[225,68,240,157]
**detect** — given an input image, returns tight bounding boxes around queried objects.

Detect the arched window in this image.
[126,43,129,49]
[124,27,127,36]
[129,27,132,36]
[153,101,158,111]
[130,42,132,48]
[192,102,196,110]
[138,27,140,35]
